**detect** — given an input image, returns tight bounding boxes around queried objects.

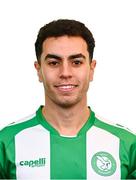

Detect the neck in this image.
[42,98,90,136]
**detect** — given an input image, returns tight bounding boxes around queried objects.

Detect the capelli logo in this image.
[19,158,46,167]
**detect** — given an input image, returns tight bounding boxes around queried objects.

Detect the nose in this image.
[59,61,72,79]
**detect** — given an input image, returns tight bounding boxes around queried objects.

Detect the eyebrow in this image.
[44,54,62,61]
[44,53,86,61]
[68,53,86,60]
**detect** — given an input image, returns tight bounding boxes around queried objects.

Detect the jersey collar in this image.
[36,105,95,136]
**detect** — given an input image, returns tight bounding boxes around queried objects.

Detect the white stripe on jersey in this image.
[95,114,134,133]
[15,125,50,179]
[7,113,36,126]
[86,126,121,179]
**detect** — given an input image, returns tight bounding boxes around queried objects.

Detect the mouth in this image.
[54,84,78,92]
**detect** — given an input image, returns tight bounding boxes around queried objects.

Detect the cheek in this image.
[41,69,56,85]
[79,70,91,82]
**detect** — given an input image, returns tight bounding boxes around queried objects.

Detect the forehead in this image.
[42,36,88,56]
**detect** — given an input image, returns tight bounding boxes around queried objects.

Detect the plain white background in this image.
[0,0,136,132]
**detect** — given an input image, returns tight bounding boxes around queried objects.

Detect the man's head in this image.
[35,19,95,64]
[34,19,96,108]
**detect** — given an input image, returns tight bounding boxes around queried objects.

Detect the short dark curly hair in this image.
[35,19,95,64]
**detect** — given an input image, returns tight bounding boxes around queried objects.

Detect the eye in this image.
[48,61,60,66]
[72,60,83,66]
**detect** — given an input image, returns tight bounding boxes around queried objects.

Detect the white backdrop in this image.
[0,0,136,132]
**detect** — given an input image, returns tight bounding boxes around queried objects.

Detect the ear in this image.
[90,60,96,81]
[34,61,43,82]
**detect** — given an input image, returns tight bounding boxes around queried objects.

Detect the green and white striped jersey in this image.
[0,106,136,179]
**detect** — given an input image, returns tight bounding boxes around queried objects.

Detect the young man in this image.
[0,19,136,179]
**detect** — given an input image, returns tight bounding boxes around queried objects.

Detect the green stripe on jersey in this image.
[50,134,86,179]
[37,106,95,179]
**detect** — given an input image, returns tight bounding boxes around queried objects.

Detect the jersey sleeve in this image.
[127,142,136,179]
[0,165,6,179]
[0,140,6,178]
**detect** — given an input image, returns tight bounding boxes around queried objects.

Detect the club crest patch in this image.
[91,151,116,176]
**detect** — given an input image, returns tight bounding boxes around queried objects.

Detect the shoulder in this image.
[93,114,136,144]
[0,113,38,147]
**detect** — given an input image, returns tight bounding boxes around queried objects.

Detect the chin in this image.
[55,98,82,108]
[58,103,75,108]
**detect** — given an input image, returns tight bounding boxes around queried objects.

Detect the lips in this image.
[54,84,78,92]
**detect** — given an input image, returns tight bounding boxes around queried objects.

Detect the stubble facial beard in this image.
[47,94,83,108]
[46,93,85,109]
